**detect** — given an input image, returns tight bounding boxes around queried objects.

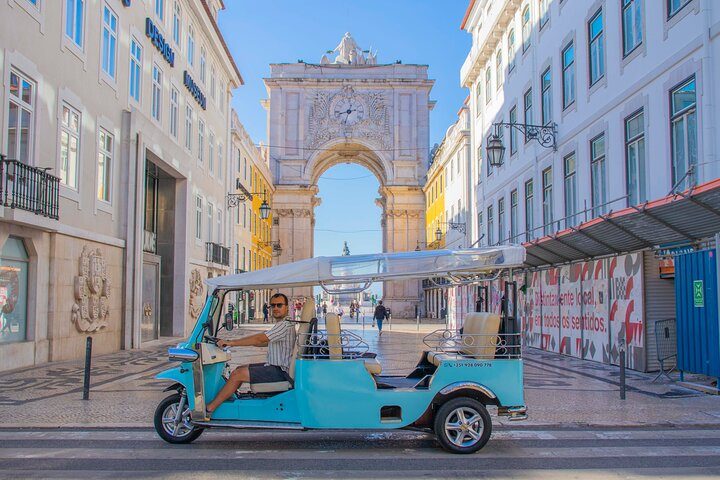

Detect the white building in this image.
[460,0,720,371]
[0,0,241,371]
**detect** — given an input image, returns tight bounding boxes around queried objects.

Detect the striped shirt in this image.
[265,318,296,372]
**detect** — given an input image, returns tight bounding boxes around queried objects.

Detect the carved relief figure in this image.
[188,269,204,319]
[71,245,111,332]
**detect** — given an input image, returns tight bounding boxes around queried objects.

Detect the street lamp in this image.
[485,121,557,167]
[227,178,272,218]
[260,240,282,257]
[259,199,270,220]
[435,227,443,242]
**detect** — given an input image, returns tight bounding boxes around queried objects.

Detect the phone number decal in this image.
[447,361,492,368]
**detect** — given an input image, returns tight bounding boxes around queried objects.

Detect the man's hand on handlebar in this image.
[217,339,232,349]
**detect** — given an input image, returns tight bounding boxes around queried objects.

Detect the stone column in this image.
[379,185,425,319]
[272,185,318,301]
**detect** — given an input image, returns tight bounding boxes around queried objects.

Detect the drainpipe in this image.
[700,0,717,182]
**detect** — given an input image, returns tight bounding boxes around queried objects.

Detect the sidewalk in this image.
[0,322,717,429]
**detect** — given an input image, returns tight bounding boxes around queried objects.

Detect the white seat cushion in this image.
[364,358,382,375]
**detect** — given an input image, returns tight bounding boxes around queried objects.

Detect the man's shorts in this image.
[248,363,290,383]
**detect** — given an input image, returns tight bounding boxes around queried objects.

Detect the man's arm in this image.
[219,332,269,348]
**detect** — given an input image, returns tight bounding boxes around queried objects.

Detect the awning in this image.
[523,178,720,269]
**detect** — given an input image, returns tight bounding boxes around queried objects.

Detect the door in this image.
[141,258,160,342]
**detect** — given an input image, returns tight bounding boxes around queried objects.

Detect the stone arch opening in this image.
[304,140,393,187]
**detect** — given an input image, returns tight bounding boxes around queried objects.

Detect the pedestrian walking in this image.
[262,302,269,324]
[322,302,327,319]
[373,301,387,336]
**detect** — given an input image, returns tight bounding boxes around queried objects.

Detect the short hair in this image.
[270,293,288,305]
[378,300,383,305]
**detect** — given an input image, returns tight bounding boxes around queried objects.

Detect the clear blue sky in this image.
[219,0,470,261]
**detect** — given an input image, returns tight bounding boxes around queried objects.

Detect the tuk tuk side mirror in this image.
[224,312,234,332]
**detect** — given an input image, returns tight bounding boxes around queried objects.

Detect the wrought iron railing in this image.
[0,156,60,219]
[205,242,230,266]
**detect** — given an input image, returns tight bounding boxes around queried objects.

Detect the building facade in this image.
[460,0,720,370]
[0,0,241,371]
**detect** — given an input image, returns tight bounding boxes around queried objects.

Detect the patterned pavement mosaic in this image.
[0,322,718,428]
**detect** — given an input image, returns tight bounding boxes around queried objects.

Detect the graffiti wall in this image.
[517,253,645,370]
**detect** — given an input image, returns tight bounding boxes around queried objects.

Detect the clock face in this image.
[333,97,365,126]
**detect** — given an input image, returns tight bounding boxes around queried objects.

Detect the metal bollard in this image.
[619,340,626,400]
[82,336,92,400]
[416,314,420,331]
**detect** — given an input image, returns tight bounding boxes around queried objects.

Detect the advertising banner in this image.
[579,259,609,362]
[559,264,583,357]
[540,268,560,352]
[607,253,645,369]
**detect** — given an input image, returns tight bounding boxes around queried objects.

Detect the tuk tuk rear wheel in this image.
[433,397,491,454]
[154,393,204,444]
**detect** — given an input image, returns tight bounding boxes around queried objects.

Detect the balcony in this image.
[0,157,60,220]
[206,242,230,266]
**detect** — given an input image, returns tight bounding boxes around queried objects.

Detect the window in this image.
[542,168,553,235]
[563,153,577,227]
[539,0,550,28]
[154,0,164,21]
[525,180,534,241]
[524,88,533,141]
[510,189,518,242]
[476,146,482,180]
[625,110,646,205]
[184,104,193,151]
[187,24,195,66]
[588,9,605,86]
[97,128,112,202]
[541,68,552,125]
[210,64,216,100]
[197,120,205,164]
[216,207,222,244]
[207,202,213,242]
[65,0,85,48]
[670,77,697,191]
[498,197,506,244]
[151,64,162,122]
[509,106,518,155]
[129,38,142,103]
[6,70,35,164]
[485,68,492,104]
[208,132,215,175]
[475,83,482,116]
[622,0,643,55]
[668,0,691,18]
[562,42,575,108]
[218,143,223,180]
[169,86,179,138]
[195,195,202,239]
[487,205,494,245]
[60,103,81,189]
[172,2,182,46]
[101,5,118,80]
[496,52,503,89]
[508,29,516,71]
[590,134,607,216]
[477,211,484,246]
[200,47,206,83]
[522,6,531,52]
[0,237,30,344]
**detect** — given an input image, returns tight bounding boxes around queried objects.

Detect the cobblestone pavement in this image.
[0,321,718,428]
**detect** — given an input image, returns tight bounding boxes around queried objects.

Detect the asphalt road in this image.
[1,425,720,479]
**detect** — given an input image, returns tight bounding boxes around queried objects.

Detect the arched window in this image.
[485,67,492,104]
[496,51,503,88]
[522,6,531,52]
[0,237,29,344]
[475,82,482,116]
[508,29,516,71]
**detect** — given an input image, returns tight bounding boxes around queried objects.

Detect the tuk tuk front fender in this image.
[155,366,193,394]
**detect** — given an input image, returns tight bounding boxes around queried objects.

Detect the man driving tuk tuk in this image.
[205,293,295,419]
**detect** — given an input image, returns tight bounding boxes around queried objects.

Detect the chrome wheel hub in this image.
[161,398,194,438]
[444,406,483,448]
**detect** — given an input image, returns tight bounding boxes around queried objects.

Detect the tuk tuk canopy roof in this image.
[206,246,526,291]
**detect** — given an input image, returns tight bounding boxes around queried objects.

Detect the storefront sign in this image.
[693,280,704,307]
[184,71,207,110]
[145,18,175,67]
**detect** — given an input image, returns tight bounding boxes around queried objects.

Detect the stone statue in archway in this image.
[334,33,360,64]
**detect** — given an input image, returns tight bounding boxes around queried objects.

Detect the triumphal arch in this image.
[264,34,434,316]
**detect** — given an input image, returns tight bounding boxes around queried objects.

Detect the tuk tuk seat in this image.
[325,313,382,375]
[428,312,501,366]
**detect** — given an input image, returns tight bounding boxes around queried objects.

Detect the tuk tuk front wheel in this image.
[154,393,204,444]
[433,397,491,454]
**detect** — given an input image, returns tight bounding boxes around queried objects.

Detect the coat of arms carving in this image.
[189,269,204,319]
[71,246,111,332]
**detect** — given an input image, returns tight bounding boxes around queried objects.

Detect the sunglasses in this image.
[270,303,286,308]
